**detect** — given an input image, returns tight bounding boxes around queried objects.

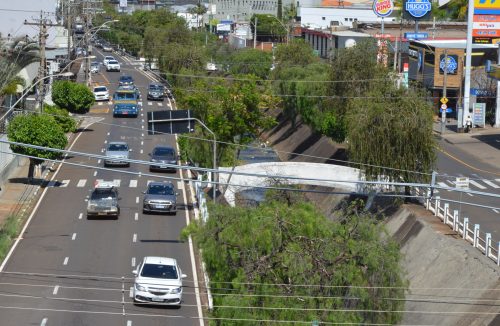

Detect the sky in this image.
[0,0,59,41]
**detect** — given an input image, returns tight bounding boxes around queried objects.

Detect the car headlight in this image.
[171,287,182,294]
[135,283,146,291]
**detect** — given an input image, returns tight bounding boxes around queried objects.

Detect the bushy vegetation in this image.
[43,105,77,133]
[51,80,94,113]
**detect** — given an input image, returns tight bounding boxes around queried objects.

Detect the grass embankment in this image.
[0,215,21,260]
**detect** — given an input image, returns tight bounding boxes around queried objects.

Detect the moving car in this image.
[132,256,187,306]
[142,181,177,214]
[104,142,131,167]
[147,83,164,101]
[106,60,120,72]
[103,44,113,52]
[92,85,109,101]
[149,146,178,172]
[86,181,120,219]
[90,61,100,74]
[103,56,115,66]
[119,75,134,87]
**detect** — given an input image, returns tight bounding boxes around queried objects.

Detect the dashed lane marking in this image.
[52,286,59,295]
[135,197,139,204]
[78,213,83,220]
[40,318,48,326]
[71,233,76,241]
[63,257,69,265]
[134,212,138,221]
[77,179,87,187]
[131,257,136,267]
[93,171,98,177]
[132,234,137,243]
[113,179,121,187]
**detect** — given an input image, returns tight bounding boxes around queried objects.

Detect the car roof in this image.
[149,83,163,87]
[120,75,133,79]
[93,85,107,89]
[143,256,177,266]
[153,145,175,150]
[115,88,136,93]
[105,56,114,59]
[108,141,128,146]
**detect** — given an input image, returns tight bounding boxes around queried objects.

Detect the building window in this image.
[344,18,348,21]
[322,17,325,20]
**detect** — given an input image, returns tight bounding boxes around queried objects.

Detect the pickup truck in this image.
[87,181,120,219]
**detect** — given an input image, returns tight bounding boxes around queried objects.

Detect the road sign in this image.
[404,32,429,39]
[405,0,432,18]
[455,177,470,189]
[440,97,448,104]
[439,107,453,113]
[147,110,195,135]
[440,103,447,110]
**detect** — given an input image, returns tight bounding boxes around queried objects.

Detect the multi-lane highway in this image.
[0,49,204,325]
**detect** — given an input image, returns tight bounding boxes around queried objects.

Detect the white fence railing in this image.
[415,187,499,266]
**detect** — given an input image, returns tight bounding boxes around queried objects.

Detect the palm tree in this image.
[0,36,39,99]
[187,2,207,31]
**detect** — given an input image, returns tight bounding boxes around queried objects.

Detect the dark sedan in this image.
[149,146,178,173]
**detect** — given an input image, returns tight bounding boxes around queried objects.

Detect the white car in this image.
[132,256,187,306]
[103,56,115,66]
[92,86,109,101]
[106,60,120,72]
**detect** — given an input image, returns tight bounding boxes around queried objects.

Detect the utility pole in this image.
[253,16,258,49]
[67,0,72,61]
[25,12,59,112]
[441,49,448,135]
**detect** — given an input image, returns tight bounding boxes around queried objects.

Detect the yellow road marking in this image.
[89,107,109,114]
[436,146,500,176]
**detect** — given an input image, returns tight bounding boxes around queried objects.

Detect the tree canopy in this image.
[51,80,94,113]
[184,199,406,324]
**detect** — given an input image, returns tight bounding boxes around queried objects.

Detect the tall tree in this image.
[183,199,406,324]
[7,114,67,181]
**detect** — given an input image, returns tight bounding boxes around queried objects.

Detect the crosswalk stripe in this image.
[129,180,138,188]
[482,179,500,188]
[496,179,500,183]
[148,102,152,106]
[437,182,448,188]
[113,179,121,187]
[60,180,70,187]
[445,179,455,186]
[157,102,163,107]
[77,179,87,187]
[469,180,486,189]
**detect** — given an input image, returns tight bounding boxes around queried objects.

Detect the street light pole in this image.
[148,117,217,202]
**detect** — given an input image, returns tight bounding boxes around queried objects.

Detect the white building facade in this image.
[299,6,394,29]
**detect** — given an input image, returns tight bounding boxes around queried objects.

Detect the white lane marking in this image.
[496,178,500,183]
[138,102,142,106]
[63,257,69,265]
[127,320,132,326]
[93,171,97,177]
[78,213,83,220]
[140,141,143,146]
[98,102,103,106]
[445,179,455,186]
[131,257,136,267]
[141,125,144,129]
[60,180,70,187]
[113,179,121,187]
[141,133,144,137]
[104,140,107,144]
[77,179,87,187]
[437,182,448,188]
[40,318,48,326]
[141,113,144,117]
[97,159,101,164]
[52,285,59,295]
[129,180,137,188]
[132,234,137,243]
[140,149,143,154]
[71,233,76,241]
[107,132,110,136]
[466,192,474,197]
[101,148,104,153]
[493,209,500,214]
[469,180,486,189]
[134,212,138,221]
[483,179,500,188]
[177,181,183,189]
[135,197,139,204]
[147,102,152,106]
[129,287,134,298]
[157,102,163,107]
[141,119,144,123]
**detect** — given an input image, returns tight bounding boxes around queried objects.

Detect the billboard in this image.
[119,0,127,8]
[473,1,500,43]
[474,0,500,15]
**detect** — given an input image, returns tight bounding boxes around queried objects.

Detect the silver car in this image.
[142,182,178,215]
[104,142,131,167]
[87,181,120,219]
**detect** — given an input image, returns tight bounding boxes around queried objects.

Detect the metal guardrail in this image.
[415,187,500,266]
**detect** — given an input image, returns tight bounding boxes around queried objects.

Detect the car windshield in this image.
[94,87,107,92]
[149,84,163,91]
[148,185,174,195]
[141,263,178,279]
[115,92,136,100]
[91,62,99,67]
[108,144,128,151]
[109,60,118,64]
[105,56,114,60]
[153,147,175,157]
[90,189,116,201]
[120,76,133,82]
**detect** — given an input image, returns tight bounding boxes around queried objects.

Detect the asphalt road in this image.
[434,136,500,243]
[0,49,204,325]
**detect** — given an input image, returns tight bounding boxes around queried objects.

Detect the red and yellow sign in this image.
[473,15,500,38]
[474,0,500,15]
[373,0,394,17]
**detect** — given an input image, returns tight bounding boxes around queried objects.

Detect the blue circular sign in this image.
[440,56,457,74]
[405,0,432,18]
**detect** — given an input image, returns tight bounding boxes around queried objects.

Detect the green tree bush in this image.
[184,200,406,324]
[52,80,94,113]
[7,113,67,180]
[43,105,77,133]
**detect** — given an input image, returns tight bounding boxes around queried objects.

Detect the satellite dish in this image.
[345,39,356,48]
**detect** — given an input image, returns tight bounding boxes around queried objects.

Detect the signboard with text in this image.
[404,0,432,19]
[474,0,500,15]
[373,0,394,17]
[473,103,486,126]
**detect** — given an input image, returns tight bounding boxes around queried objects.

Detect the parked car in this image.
[90,61,100,74]
[104,142,131,167]
[103,44,113,52]
[149,145,178,172]
[103,56,115,66]
[119,75,134,87]
[147,83,164,101]
[92,85,109,101]
[132,256,187,306]
[142,181,178,214]
[86,181,120,219]
[106,60,120,72]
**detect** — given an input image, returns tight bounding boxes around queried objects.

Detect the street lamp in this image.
[0,71,73,122]
[148,116,217,202]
